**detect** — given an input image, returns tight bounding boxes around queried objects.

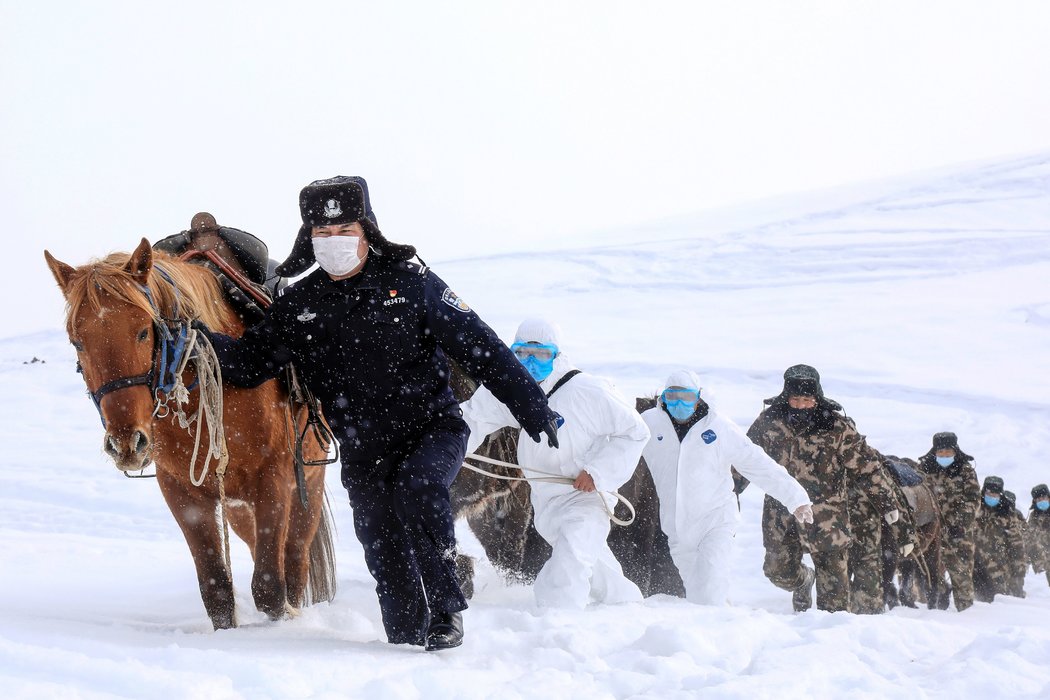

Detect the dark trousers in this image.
[341,415,469,644]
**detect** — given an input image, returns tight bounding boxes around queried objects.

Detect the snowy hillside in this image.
[3,154,1050,699]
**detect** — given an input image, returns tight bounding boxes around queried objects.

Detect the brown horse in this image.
[44,238,336,630]
[879,456,943,609]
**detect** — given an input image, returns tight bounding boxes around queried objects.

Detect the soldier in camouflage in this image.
[847,457,915,614]
[916,432,980,611]
[1003,490,1028,598]
[748,365,899,613]
[972,477,1027,602]
[1025,484,1050,589]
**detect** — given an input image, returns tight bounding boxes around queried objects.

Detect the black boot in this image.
[425,611,463,651]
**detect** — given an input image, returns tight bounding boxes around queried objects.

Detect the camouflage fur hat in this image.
[932,432,959,451]
[919,431,974,469]
[982,476,1004,494]
[764,364,842,411]
[1032,484,1050,500]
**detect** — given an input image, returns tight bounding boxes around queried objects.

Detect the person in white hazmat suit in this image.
[641,370,814,605]
[461,319,649,608]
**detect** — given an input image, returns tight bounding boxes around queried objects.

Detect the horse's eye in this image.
[137,328,150,342]
[71,340,84,352]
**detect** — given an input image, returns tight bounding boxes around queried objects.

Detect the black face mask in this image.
[786,406,815,431]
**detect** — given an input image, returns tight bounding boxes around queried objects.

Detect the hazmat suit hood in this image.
[514,318,576,388]
[664,369,702,393]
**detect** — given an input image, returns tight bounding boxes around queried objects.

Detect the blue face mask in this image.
[665,399,697,422]
[520,354,555,382]
[984,494,1001,508]
[1037,500,1049,512]
[935,456,955,468]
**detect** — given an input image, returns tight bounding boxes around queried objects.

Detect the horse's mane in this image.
[64,250,235,335]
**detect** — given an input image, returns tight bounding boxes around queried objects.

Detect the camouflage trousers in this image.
[847,498,884,615]
[973,551,1012,602]
[764,530,850,612]
[937,533,975,611]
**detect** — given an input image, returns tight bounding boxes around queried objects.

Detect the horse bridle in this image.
[77,265,195,444]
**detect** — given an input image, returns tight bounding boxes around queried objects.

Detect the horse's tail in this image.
[305,489,337,605]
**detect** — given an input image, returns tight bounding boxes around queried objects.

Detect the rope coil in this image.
[155,327,233,574]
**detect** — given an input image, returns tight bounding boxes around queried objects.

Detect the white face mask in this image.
[312,235,363,276]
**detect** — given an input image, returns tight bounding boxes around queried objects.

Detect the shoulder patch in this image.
[441,287,471,312]
[701,429,717,444]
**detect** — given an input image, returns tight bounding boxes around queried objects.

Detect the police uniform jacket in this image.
[208,258,552,463]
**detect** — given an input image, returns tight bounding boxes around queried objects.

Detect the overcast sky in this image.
[4,1,1050,336]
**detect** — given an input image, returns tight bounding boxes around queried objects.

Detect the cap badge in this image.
[323,199,342,218]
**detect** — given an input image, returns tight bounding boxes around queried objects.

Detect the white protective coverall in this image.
[461,319,649,608]
[641,370,811,605]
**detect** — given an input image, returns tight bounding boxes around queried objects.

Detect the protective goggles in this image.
[661,388,700,403]
[510,342,558,362]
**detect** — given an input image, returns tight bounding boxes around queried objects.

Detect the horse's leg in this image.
[157,473,236,630]
[226,502,257,557]
[251,475,292,620]
[283,466,326,610]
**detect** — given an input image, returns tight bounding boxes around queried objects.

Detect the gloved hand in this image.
[884,509,900,525]
[900,542,915,557]
[529,412,561,449]
[190,318,211,335]
[793,503,814,525]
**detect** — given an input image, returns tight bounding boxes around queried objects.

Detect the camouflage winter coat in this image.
[1027,509,1050,573]
[916,456,980,539]
[974,500,1026,590]
[748,404,899,552]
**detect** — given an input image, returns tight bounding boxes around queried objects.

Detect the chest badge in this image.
[701,430,717,444]
[297,309,317,322]
[389,290,397,297]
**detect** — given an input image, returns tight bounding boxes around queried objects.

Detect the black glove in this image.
[530,412,562,449]
[190,318,211,336]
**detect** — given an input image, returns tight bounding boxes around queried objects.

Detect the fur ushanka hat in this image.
[275,176,416,276]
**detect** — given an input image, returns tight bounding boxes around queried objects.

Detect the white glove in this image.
[793,503,814,525]
[900,542,914,557]
[884,509,900,525]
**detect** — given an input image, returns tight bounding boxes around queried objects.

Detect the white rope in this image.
[461,452,636,527]
[164,328,233,574]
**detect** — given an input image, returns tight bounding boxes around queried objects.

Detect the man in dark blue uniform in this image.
[204,176,559,650]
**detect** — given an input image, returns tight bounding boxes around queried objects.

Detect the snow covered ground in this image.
[3,153,1050,699]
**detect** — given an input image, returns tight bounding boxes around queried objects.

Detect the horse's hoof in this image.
[211,614,237,630]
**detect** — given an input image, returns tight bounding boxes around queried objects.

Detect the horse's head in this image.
[44,238,233,472]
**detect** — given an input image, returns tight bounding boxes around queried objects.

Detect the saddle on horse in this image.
[154,212,287,324]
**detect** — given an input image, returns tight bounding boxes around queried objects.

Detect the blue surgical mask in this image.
[1037,500,1049,512]
[984,495,1000,508]
[935,456,954,468]
[520,354,555,382]
[665,399,696,422]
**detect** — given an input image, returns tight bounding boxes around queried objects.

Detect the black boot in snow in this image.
[425,611,464,651]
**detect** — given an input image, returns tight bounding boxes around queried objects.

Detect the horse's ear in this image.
[124,238,154,284]
[44,250,77,296]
